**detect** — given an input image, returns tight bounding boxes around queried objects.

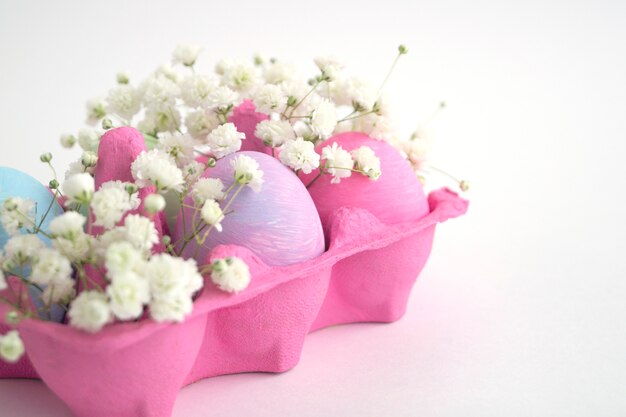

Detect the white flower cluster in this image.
[210,256,251,293]
[68,241,204,332]
[0,198,35,236]
[69,45,395,185]
[0,330,24,363]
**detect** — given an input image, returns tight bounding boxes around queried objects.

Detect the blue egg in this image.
[0,166,66,322]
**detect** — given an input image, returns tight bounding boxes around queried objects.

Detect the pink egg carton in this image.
[0,186,467,417]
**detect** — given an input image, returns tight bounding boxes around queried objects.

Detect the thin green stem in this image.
[337,109,377,124]
[305,171,324,188]
[35,190,60,232]
[377,51,403,98]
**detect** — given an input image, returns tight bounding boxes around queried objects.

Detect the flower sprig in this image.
[0,146,259,362]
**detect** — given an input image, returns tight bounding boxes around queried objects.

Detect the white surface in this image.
[1,0,625,416]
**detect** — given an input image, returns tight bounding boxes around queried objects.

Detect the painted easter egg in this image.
[228,100,270,153]
[174,151,325,266]
[0,166,66,322]
[301,132,430,233]
[93,127,168,237]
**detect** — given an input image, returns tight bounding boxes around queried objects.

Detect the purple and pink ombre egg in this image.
[174,151,325,266]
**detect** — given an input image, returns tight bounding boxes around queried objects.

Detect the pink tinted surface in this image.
[0,190,467,417]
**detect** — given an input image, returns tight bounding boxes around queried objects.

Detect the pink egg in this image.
[301,132,430,234]
[93,127,168,239]
[228,100,271,154]
[174,151,325,266]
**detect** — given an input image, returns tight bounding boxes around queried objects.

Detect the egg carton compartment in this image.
[0,187,466,417]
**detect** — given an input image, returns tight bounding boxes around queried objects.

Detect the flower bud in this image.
[81,151,98,168]
[398,44,408,54]
[39,152,53,163]
[125,184,139,195]
[206,158,217,168]
[60,134,76,148]
[144,193,166,214]
[0,330,25,363]
[49,179,60,190]
[5,311,20,325]
[62,173,95,204]
[102,118,114,130]
[459,180,470,192]
[116,71,130,85]
[3,198,17,211]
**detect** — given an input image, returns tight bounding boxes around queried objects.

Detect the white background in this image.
[1,0,626,416]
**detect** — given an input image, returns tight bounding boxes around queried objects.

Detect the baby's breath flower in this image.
[64,157,95,179]
[0,197,35,236]
[131,149,185,192]
[68,291,112,333]
[220,60,259,93]
[280,80,314,110]
[185,109,220,140]
[207,85,239,110]
[146,254,203,322]
[210,257,251,293]
[172,44,202,67]
[310,98,337,138]
[54,233,94,263]
[253,84,287,114]
[4,234,44,265]
[0,270,6,291]
[0,330,24,363]
[139,108,181,134]
[62,173,95,204]
[144,193,166,214]
[39,152,52,163]
[60,133,77,149]
[92,181,140,229]
[206,123,245,159]
[352,113,397,142]
[106,84,141,121]
[313,56,345,81]
[182,160,205,184]
[192,178,225,204]
[116,71,130,85]
[49,213,93,262]
[77,128,100,153]
[215,58,235,75]
[157,133,196,167]
[122,214,159,255]
[403,134,431,169]
[105,241,143,276]
[263,61,297,84]
[351,146,382,180]
[49,211,86,238]
[141,75,181,112]
[321,142,354,184]
[85,97,107,124]
[254,119,295,147]
[81,151,98,169]
[149,294,193,323]
[231,154,264,192]
[201,199,224,232]
[30,248,72,287]
[334,76,377,111]
[155,63,183,84]
[107,271,150,320]
[41,277,75,307]
[279,138,320,174]
[180,74,219,108]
